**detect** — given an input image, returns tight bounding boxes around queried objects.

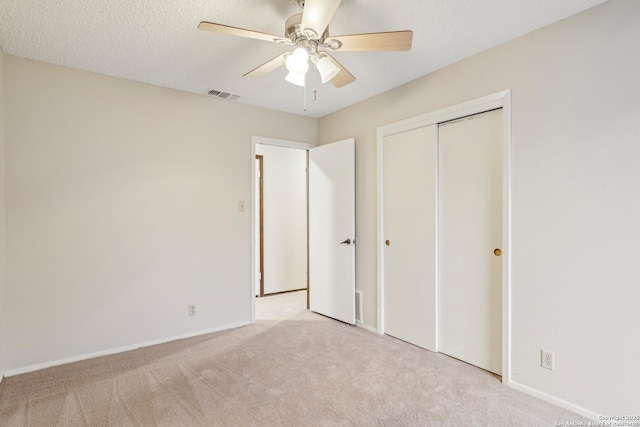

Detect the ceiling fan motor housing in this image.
[285,13,329,44]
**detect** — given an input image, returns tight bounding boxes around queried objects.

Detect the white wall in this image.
[3,55,316,373]
[255,144,307,295]
[318,0,640,416]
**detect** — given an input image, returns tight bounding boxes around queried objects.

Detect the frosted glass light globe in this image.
[285,48,309,75]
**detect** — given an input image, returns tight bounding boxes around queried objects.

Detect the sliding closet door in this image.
[383,125,437,351]
[438,109,503,375]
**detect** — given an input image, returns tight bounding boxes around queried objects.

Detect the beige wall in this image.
[2,0,638,417]
[3,55,316,372]
[0,51,5,379]
[318,0,640,416]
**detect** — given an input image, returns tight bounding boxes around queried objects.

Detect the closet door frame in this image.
[376,90,512,384]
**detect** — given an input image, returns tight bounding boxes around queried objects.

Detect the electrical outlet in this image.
[541,349,554,370]
[188,304,197,316]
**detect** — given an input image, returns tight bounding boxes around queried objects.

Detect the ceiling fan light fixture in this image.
[199,0,413,91]
[285,71,306,87]
[316,55,340,83]
[285,47,310,75]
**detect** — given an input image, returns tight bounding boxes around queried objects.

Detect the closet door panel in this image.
[438,109,503,375]
[383,125,437,351]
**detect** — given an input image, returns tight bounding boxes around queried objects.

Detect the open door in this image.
[308,138,356,324]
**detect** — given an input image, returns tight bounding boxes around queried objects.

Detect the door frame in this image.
[250,136,316,323]
[376,90,512,384]
[255,154,265,297]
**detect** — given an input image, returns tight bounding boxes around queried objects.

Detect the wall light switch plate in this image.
[238,201,245,212]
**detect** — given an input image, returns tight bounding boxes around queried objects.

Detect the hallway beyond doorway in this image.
[256,290,307,321]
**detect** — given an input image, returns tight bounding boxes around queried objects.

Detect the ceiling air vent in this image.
[205,89,241,101]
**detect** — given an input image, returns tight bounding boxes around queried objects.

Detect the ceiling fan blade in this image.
[329,31,413,51]
[325,54,355,88]
[243,53,287,78]
[301,0,342,38]
[198,21,283,43]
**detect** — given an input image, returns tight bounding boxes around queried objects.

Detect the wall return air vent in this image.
[205,89,241,101]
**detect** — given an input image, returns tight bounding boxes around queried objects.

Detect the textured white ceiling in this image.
[0,0,605,118]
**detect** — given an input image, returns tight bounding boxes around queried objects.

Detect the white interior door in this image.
[309,139,356,324]
[438,108,503,375]
[383,125,437,351]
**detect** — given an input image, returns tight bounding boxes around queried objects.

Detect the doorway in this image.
[251,137,314,322]
[250,136,357,324]
[254,143,308,318]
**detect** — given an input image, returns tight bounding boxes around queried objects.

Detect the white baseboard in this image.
[4,321,251,377]
[356,322,378,334]
[509,380,600,421]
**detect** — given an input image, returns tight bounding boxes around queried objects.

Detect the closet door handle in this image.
[340,239,352,245]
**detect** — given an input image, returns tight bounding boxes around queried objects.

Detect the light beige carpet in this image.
[0,291,588,426]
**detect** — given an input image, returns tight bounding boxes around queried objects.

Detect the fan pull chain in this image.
[313,65,317,102]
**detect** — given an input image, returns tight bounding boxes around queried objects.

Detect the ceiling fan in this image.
[198,0,413,88]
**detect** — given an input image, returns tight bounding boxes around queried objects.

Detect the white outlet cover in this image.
[541,349,554,370]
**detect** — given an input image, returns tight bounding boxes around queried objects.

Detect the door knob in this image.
[494,248,502,256]
[340,239,351,245]
[385,240,390,246]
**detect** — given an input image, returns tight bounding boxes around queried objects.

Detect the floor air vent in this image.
[205,89,241,101]
[355,290,363,324]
